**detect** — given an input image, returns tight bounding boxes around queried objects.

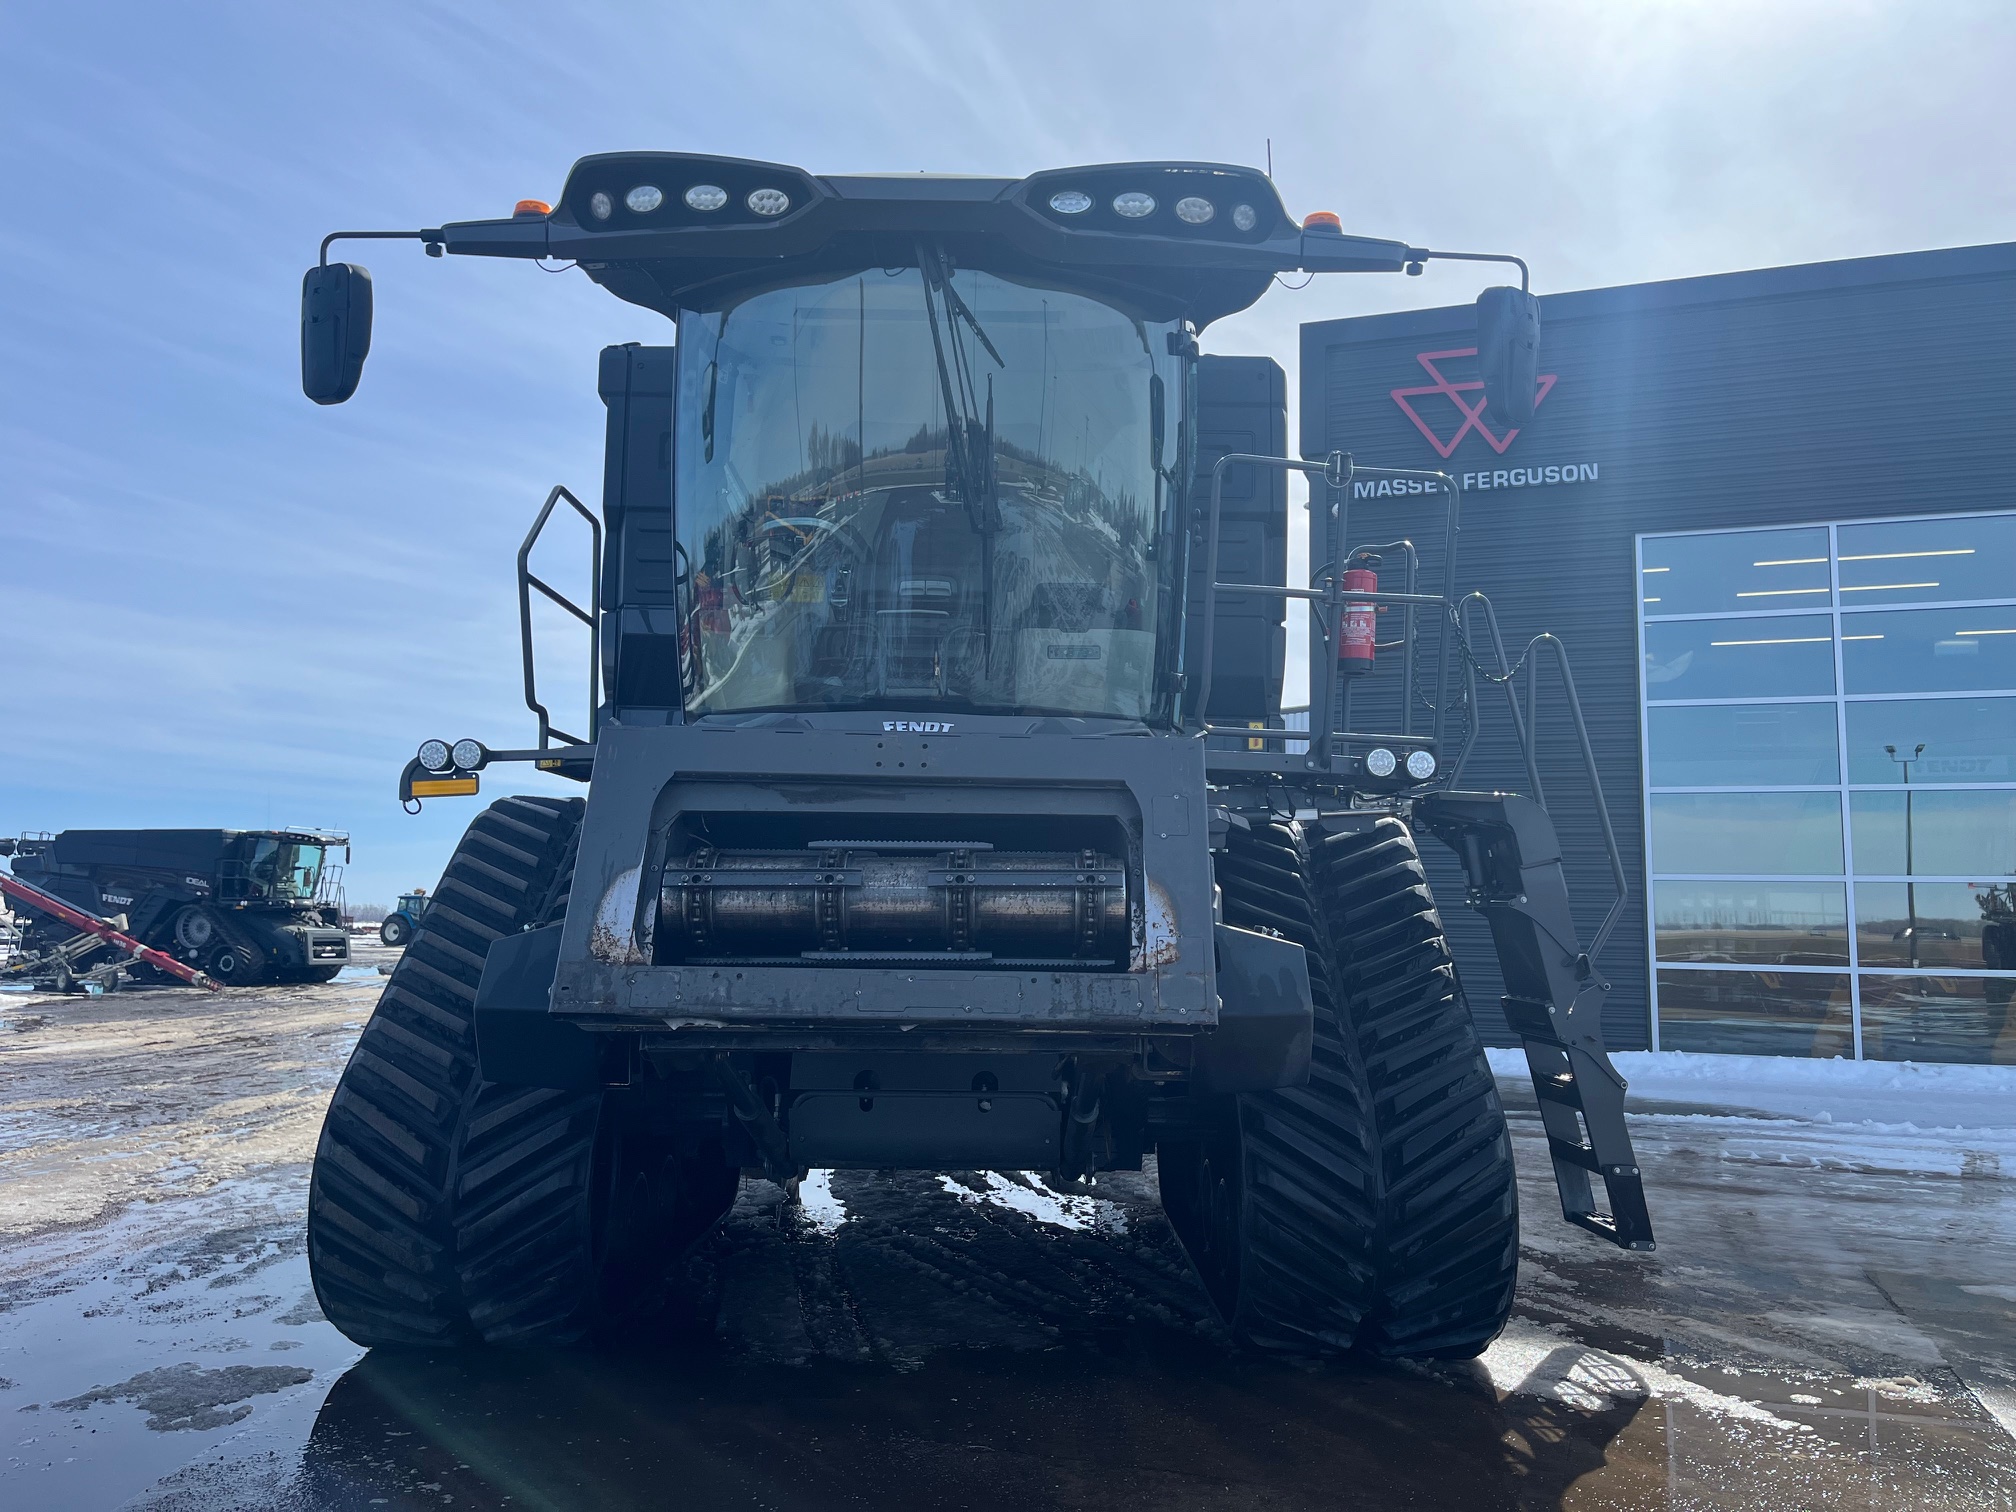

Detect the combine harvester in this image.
[1,829,351,988]
[297,152,1650,1355]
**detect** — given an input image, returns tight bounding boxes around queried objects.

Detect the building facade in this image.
[1299,243,2016,1063]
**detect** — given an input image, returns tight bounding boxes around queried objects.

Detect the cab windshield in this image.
[236,840,324,900]
[673,263,1185,720]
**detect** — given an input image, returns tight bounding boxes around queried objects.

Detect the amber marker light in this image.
[1302,211,1343,233]
[513,199,553,217]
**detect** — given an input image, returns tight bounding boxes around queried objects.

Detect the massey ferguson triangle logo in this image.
[1390,348,1557,458]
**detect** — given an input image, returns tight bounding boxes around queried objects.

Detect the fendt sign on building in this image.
[1347,345,1600,498]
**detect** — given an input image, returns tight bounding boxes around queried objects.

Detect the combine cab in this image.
[1,829,350,987]
[299,155,1650,1356]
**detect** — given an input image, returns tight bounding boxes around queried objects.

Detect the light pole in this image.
[1886,742,1925,968]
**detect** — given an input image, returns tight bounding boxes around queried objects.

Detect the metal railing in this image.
[518,485,602,749]
[1190,449,1628,968]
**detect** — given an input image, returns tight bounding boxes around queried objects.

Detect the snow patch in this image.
[796,1169,848,1235]
[1489,1047,2016,1149]
[1482,1319,1814,1432]
[935,1171,1129,1234]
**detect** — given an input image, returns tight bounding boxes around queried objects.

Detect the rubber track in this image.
[307,794,600,1347]
[1314,816,1518,1359]
[1210,819,1382,1352]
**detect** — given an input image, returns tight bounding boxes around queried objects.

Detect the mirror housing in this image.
[301,262,373,404]
[1476,285,1541,429]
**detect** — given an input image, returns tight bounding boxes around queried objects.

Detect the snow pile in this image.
[1489,1047,2016,1179]
[1490,1047,2016,1129]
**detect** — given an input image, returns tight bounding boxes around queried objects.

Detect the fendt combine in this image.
[2,828,350,988]
[300,154,1651,1357]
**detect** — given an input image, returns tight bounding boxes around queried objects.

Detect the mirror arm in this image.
[1405,247,1530,293]
[318,228,446,267]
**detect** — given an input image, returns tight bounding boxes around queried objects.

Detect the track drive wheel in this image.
[306,795,736,1348]
[1160,816,1517,1360]
[208,942,265,986]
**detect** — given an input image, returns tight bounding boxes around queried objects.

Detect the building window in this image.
[1637,513,2016,1064]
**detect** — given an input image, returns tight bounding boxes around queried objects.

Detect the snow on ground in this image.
[1491,1046,2016,1180]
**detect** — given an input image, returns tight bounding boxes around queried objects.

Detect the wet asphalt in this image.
[1,947,2012,1510]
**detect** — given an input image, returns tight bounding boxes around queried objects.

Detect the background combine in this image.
[1,828,350,989]
[296,153,1650,1360]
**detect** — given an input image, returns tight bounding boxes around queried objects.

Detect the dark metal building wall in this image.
[1299,243,2016,1048]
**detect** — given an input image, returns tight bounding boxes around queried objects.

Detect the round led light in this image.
[746,187,791,217]
[1406,749,1438,781]
[625,184,664,214]
[1112,191,1156,218]
[417,739,452,773]
[589,191,613,221]
[1365,747,1398,778]
[684,183,728,212]
[451,739,486,773]
[1174,196,1215,225]
[1049,189,1093,214]
[1231,203,1258,232]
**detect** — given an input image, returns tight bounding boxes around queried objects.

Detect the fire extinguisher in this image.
[1337,552,1380,676]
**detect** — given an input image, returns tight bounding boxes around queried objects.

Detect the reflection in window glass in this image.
[1643,616,1836,702]
[1836,515,2016,606]
[1655,970,1852,1057]
[1860,975,2016,1065]
[1654,881,1848,965]
[1850,791,2016,876]
[1845,698,2016,784]
[1651,792,1844,875]
[1639,528,1830,615]
[1648,703,1839,787]
[1841,607,2016,694]
[1855,882,2016,970]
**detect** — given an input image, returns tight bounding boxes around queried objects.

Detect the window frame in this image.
[1636,509,2016,1059]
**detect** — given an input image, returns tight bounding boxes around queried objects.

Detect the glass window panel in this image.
[1655,969,1852,1057]
[1643,615,1836,702]
[1850,791,2016,876]
[1836,513,2016,606]
[1651,792,1844,875]
[1640,528,1831,615]
[1845,697,2016,783]
[1840,607,2016,694]
[1856,882,2016,971]
[1655,882,1848,965]
[1647,703,1840,786]
[1860,975,2016,1066]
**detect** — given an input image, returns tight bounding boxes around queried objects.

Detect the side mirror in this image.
[1476,286,1540,428]
[302,262,373,404]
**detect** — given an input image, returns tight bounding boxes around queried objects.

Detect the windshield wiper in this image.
[916,243,1005,658]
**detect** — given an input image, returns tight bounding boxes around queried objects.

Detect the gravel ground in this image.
[1,949,2012,1510]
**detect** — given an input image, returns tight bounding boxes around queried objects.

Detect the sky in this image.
[3,1,2012,907]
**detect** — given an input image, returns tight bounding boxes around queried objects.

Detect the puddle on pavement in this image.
[4,1083,2014,1510]
[0,1178,362,1512]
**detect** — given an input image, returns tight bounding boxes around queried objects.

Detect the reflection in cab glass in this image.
[672,266,1182,720]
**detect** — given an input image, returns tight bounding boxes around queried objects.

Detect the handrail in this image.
[517,485,602,750]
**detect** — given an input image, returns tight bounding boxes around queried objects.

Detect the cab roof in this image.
[433,153,1420,328]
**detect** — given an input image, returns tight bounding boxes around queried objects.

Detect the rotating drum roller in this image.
[659,843,1128,966]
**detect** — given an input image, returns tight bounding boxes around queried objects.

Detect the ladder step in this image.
[1547,1136,1603,1174]
[1532,1072,1583,1107]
